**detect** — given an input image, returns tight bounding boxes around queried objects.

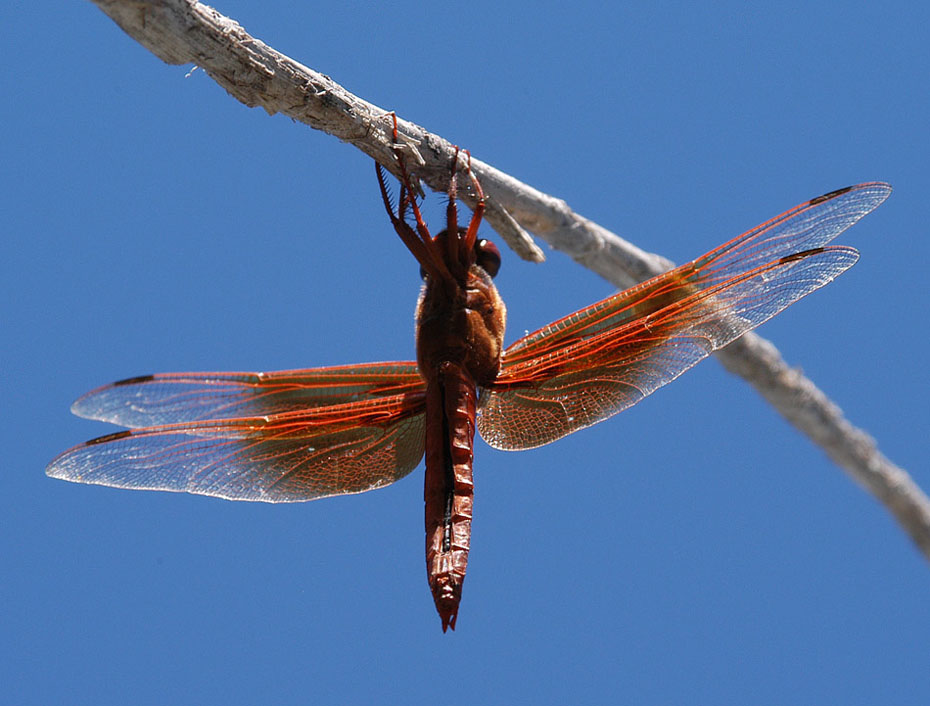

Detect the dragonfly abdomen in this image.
[423,361,478,632]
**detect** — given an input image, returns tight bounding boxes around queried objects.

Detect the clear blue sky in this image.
[4,2,928,704]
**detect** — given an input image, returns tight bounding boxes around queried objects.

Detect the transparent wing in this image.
[47,392,426,502]
[478,182,889,450]
[500,182,889,366]
[72,362,423,427]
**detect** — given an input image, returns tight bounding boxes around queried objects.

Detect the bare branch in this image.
[89,0,930,559]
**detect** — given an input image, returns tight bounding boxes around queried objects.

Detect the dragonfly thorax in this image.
[416,261,507,387]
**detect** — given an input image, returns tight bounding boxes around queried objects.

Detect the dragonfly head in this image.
[419,229,501,282]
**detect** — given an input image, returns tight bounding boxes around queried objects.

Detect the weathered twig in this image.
[89,0,930,559]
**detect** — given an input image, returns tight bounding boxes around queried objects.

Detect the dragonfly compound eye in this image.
[475,239,501,278]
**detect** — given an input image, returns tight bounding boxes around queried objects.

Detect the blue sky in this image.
[4,2,929,704]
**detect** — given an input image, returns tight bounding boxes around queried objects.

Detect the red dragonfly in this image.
[47,133,890,631]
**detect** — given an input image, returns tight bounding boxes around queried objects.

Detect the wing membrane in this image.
[501,182,889,366]
[72,362,423,427]
[477,182,889,450]
[47,391,426,502]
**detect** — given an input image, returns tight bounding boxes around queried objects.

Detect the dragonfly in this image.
[47,127,890,631]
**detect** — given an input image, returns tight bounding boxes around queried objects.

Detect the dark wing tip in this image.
[70,375,154,418]
[113,374,156,386]
[809,185,854,205]
[84,429,134,446]
[808,181,892,206]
